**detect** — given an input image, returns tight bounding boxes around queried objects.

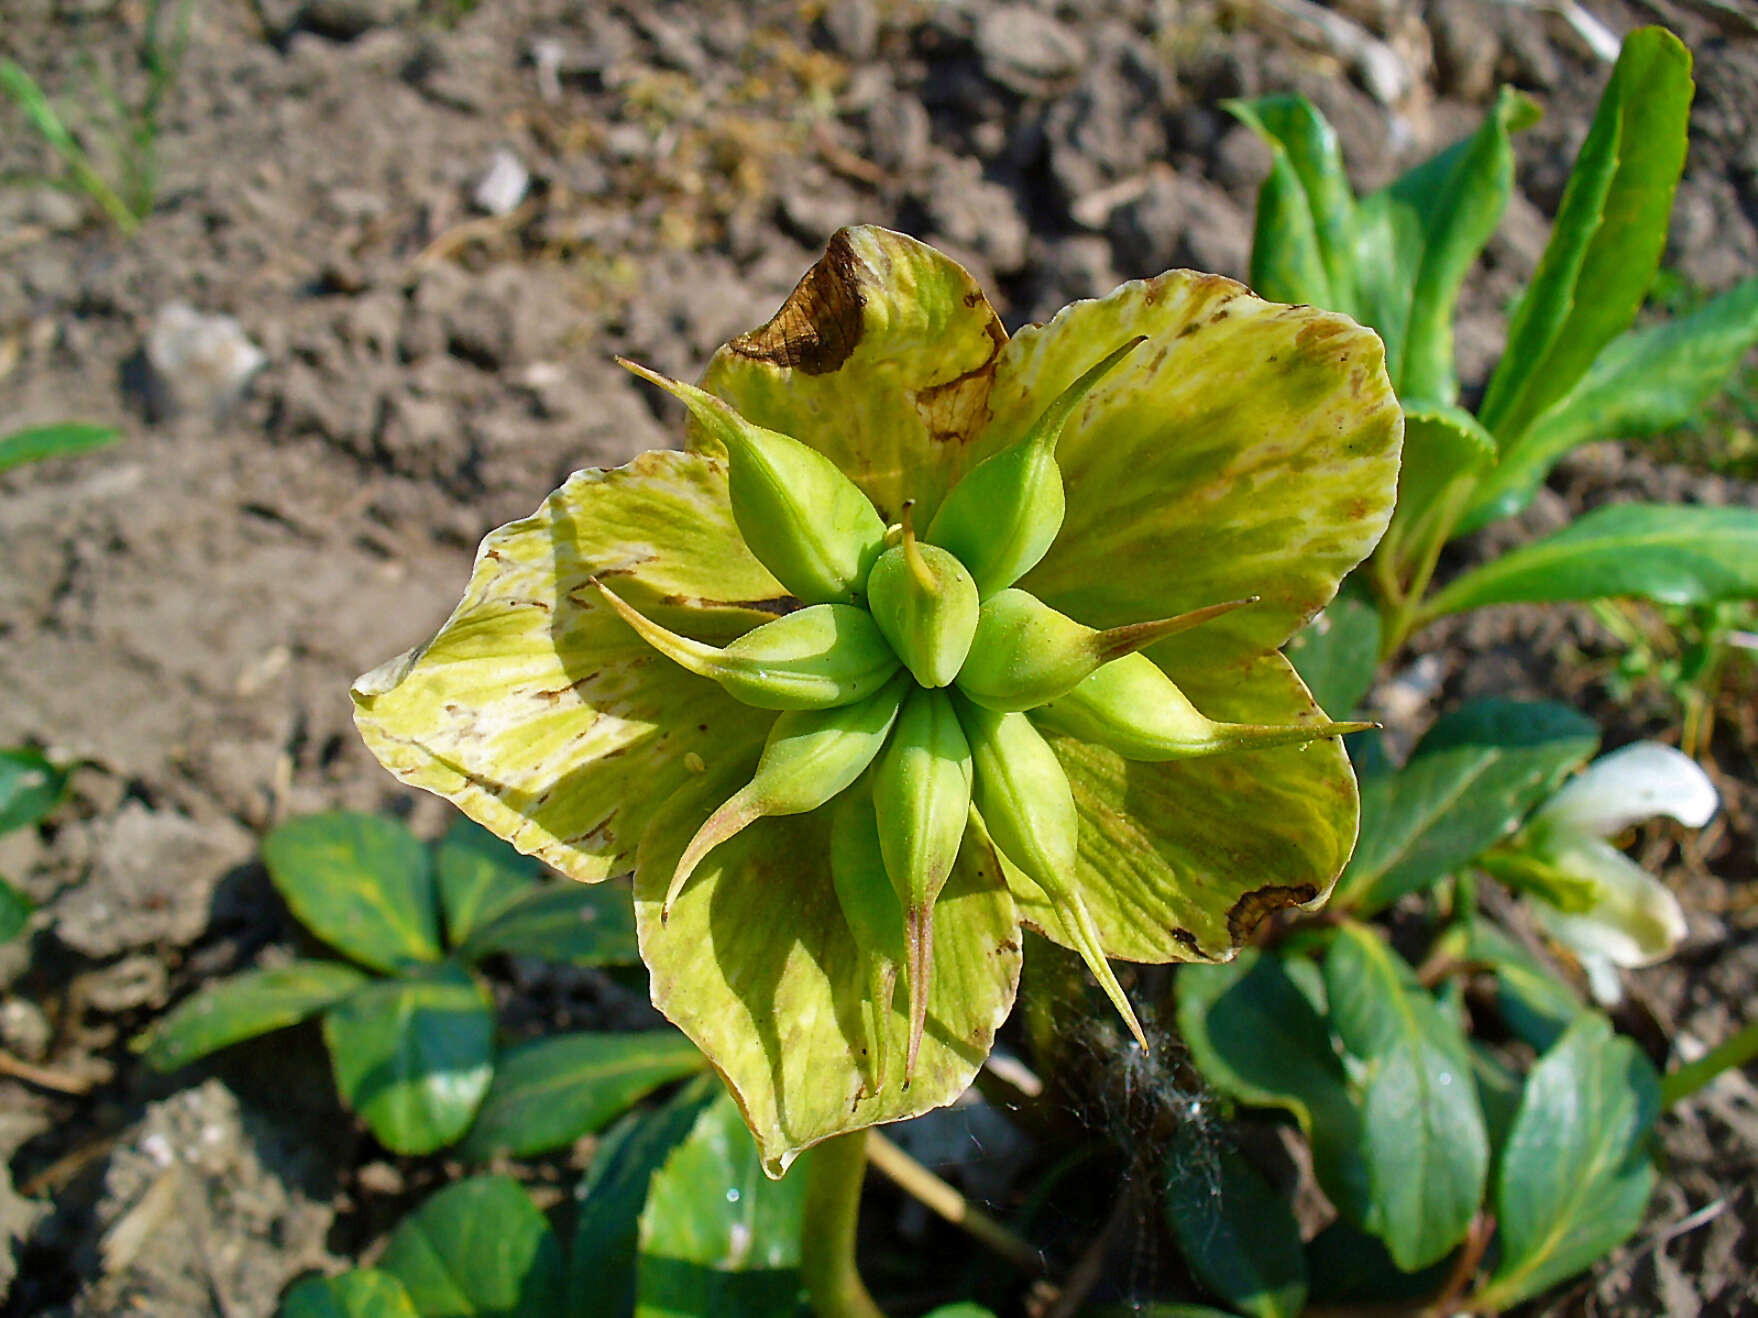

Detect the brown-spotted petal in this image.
[697,225,1009,527]
[1011,649,1358,964]
[636,764,1020,1177]
[351,450,784,883]
[989,272,1402,673]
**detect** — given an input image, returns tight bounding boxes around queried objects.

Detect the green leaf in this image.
[1175,952,1369,1225]
[139,961,371,1072]
[1422,504,1758,621]
[1284,581,1381,716]
[263,813,442,973]
[0,422,121,474]
[1478,29,1694,444]
[1305,1219,1452,1306]
[920,1307,998,1318]
[1355,86,1540,405]
[0,747,72,835]
[1227,94,1355,310]
[1333,700,1598,915]
[457,882,638,968]
[1164,1127,1308,1318]
[1478,1015,1659,1309]
[568,1076,721,1318]
[281,1270,421,1318]
[1466,919,1586,1053]
[1468,274,1758,527]
[0,876,28,943]
[634,1090,807,1318]
[459,1030,707,1160]
[1324,924,1488,1270]
[323,963,494,1155]
[1373,405,1498,596]
[379,1175,566,1318]
[434,817,539,947]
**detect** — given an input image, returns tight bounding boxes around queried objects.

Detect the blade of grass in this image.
[0,59,139,233]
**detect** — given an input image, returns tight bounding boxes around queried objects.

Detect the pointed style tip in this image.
[903,903,933,1084]
[1094,595,1260,663]
[615,355,667,389]
[898,501,935,594]
[664,787,760,920]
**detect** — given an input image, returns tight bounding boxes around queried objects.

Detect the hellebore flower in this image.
[1492,741,1717,1003]
[352,227,1403,1174]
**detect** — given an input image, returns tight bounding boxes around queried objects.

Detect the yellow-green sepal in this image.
[350,450,780,884]
[697,226,1009,526]
[621,359,886,605]
[927,336,1144,598]
[636,765,1020,1177]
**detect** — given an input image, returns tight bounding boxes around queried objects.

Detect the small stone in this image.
[142,303,267,421]
[0,1000,51,1062]
[472,147,530,217]
[79,953,170,1014]
[302,0,416,39]
[823,0,879,61]
[975,5,1086,95]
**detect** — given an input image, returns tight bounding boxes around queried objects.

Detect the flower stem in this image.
[801,1131,884,1318]
[1662,1017,1758,1108]
[866,1131,1046,1275]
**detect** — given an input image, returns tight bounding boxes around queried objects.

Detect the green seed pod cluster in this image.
[618,350,1365,1086]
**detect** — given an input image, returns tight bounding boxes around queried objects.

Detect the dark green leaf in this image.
[1374,405,1498,591]
[281,1270,420,1318]
[140,961,371,1072]
[434,816,539,947]
[0,423,121,474]
[263,813,441,973]
[0,747,71,835]
[1305,1219,1452,1305]
[457,881,638,967]
[379,1175,566,1318]
[1466,919,1585,1053]
[568,1075,721,1318]
[0,877,30,943]
[635,1090,807,1318]
[1470,1040,1525,1159]
[1355,87,1539,405]
[323,963,494,1155]
[1165,1128,1307,1318]
[1176,953,1370,1224]
[1228,95,1356,311]
[1325,925,1488,1270]
[1479,29,1694,444]
[1334,701,1598,915]
[1285,580,1381,716]
[1468,274,1758,527]
[1478,1015,1659,1309]
[460,1030,707,1160]
[1423,504,1758,620]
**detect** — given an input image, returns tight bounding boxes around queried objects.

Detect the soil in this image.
[1,0,1755,1314]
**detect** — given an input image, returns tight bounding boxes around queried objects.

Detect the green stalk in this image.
[801,1131,884,1318]
[1661,1018,1758,1108]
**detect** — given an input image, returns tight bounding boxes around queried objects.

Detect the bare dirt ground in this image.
[1,0,1755,1313]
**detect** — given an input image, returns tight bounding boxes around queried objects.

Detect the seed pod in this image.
[829,781,905,1092]
[620,359,886,605]
[596,585,900,711]
[1033,652,1372,759]
[872,688,973,1080]
[664,673,909,920]
[956,589,1259,712]
[953,694,1148,1051]
[866,502,980,688]
[927,336,1145,598]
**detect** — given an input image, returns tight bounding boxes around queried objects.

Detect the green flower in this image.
[352,226,1403,1174]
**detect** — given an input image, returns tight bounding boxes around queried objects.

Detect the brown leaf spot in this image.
[725,229,865,375]
[915,319,1005,444]
[1226,883,1318,944]
[658,593,798,616]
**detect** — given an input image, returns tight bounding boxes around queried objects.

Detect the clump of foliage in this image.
[139,814,705,1157]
